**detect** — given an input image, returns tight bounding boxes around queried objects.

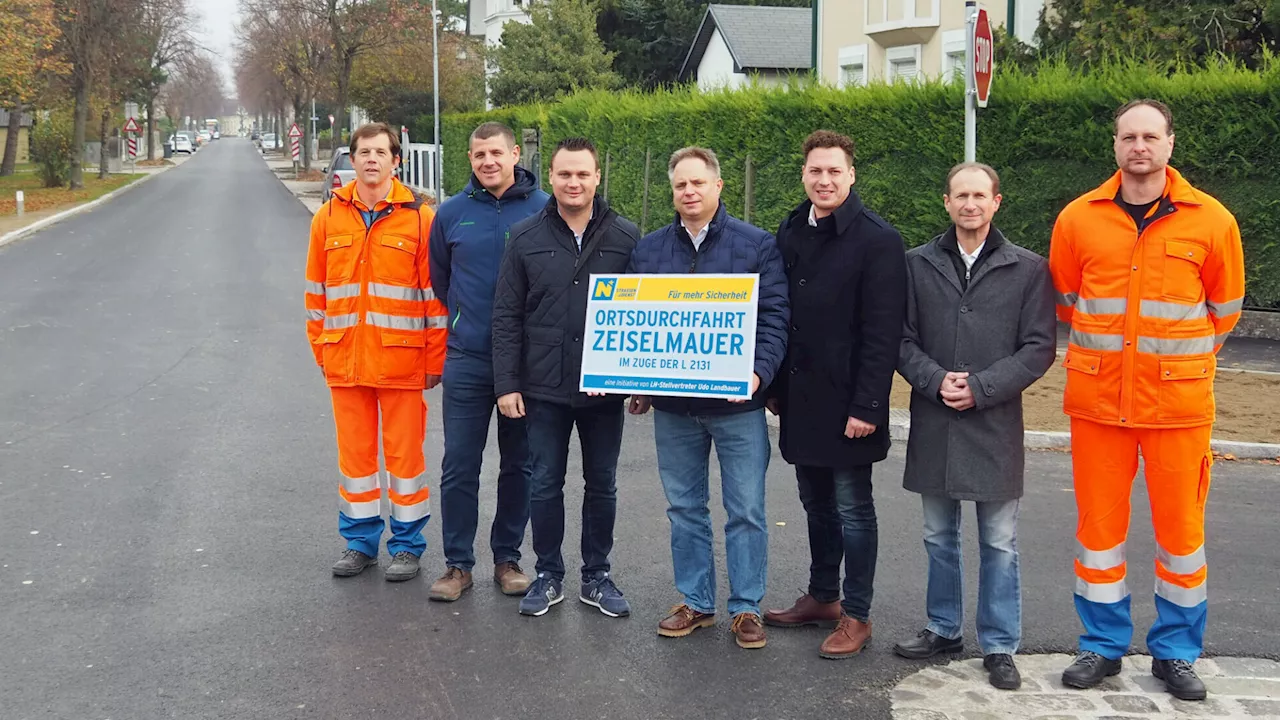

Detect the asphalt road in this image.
[1,139,1277,720]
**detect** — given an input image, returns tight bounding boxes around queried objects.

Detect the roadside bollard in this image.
[16,190,23,217]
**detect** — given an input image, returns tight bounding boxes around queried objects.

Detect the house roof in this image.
[679,4,812,82]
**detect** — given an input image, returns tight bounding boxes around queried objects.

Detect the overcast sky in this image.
[191,0,240,96]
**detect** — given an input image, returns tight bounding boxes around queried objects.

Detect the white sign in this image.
[579,273,759,399]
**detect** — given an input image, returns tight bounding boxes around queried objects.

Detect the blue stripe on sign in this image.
[581,374,748,396]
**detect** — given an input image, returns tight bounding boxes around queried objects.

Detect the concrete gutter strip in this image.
[763,409,1279,460]
[0,169,168,250]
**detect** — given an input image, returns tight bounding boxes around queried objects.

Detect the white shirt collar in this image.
[959,241,985,269]
[807,204,819,227]
[680,219,711,250]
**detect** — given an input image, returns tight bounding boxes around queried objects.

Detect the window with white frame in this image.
[838,44,868,87]
[885,44,921,84]
[941,29,966,83]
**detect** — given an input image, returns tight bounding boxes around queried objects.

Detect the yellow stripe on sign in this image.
[634,276,756,302]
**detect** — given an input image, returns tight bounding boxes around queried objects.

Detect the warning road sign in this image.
[287,123,303,139]
[123,117,142,134]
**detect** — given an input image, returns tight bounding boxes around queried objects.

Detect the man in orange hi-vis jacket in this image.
[305,123,449,582]
[1050,100,1245,702]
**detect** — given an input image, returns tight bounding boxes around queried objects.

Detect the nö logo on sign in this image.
[593,278,617,300]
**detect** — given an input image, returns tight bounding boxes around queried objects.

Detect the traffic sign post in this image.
[288,123,303,178]
[123,117,141,174]
[963,2,993,162]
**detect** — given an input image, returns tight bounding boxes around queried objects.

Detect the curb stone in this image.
[764,409,1280,460]
[0,169,169,250]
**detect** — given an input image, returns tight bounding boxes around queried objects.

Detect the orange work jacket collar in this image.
[1083,166,1202,207]
[331,177,418,211]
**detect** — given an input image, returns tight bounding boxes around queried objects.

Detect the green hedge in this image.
[427,61,1280,307]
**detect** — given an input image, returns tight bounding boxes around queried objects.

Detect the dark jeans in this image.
[525,397,625,582]
[439,351,531,572]
[796,464,877,621]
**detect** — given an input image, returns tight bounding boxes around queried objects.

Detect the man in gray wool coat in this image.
[892,162,1057,691]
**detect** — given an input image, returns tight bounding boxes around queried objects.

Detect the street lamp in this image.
[431,0,443,206]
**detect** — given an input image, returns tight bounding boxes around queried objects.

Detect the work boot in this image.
[818,615,872,659]
[428,567,474,602]
[1152,659,1207,701]
[984,654,1022,690]
[384,551,420,582]
[893,629,964,659]
[493,561,531,596]
[1061,651,1123,689]
[658,604,717,638]
[731,613,767,649]
[763,593,841,628]
[332,549,377,577]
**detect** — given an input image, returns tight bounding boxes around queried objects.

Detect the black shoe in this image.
[1152,659,1207,701]
[984,653,1022,690]
[893,629,964,659]
[1061,651,1123,689]
[384,551,421,582]
[332,549,377,577]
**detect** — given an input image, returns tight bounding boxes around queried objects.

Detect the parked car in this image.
[171,134,193,154]
[259,132,278,151]
[212,130,220,140]
[197,130,212,145]
[322,147,356,201]
[178,130,199,150]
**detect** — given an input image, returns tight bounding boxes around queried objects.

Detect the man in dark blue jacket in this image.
[426,122,550,602]
[628,146,789,649]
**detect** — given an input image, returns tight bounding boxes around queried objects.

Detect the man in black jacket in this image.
[762,130,908,660]
[492,137,640,618]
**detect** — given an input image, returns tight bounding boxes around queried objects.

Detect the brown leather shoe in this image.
[493,562,531,596]
[731,613,767,649]
[763,594,841,628]
[428,567,473,602]
[819,615,872,659]
[657,604,717,638]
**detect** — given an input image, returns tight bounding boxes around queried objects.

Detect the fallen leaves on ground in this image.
[0,174,142,215]
[136,159,174,167]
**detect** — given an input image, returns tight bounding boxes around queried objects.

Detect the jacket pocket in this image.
[596,248,632,272]
[1061,347,1102,416]
[1162,239,1207,303]
[525,326,564,389]
[324,234,357,283]
[371,233,419,285]
[1157,356,1214,422]
[317,327,349,381]
[378,328,427,385]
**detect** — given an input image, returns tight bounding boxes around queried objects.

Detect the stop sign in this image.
[974,8,993,107]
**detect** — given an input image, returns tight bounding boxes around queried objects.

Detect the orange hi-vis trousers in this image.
[1070,418,1213,662]
[332,387,430,558]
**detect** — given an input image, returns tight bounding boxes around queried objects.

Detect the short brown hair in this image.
[551,136,598,169]
[349,122,401,158]
[1114,99,1173,135]
[667,146,721,180]
[471,121,516,148]
[945,162,1001,195]
[802,130,856,166]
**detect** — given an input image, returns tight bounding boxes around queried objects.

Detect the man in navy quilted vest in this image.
[627,146,790,649]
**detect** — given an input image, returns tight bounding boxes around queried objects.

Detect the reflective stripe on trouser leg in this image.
[1069,417,1139,659]
[332,386,386,557]
[1142,424,1213,661]
[379,388,429,556]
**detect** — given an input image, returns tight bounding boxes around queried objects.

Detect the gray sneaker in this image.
[332,549,377,577]
[385,551,421,582]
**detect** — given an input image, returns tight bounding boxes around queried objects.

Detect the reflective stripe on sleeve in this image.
[1215,332,1230,347]
[306,309,325,322]
[306,281,326,295]
[1074,578,1129,604]
[1057,291,1078,308]
[1207,297,1244,317]
[426,316,449,329]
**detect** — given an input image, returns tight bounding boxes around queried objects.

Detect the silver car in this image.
[323,147,356,201]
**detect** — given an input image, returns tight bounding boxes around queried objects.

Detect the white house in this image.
[679,5,812,91]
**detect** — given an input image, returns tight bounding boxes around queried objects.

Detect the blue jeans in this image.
[796,464,877,621]
[525,398,625,582]
[654,409,769,616]
[439,351,531,572]
[921,494,1022,655]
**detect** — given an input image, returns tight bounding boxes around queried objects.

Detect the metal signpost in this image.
[965,2,993,162]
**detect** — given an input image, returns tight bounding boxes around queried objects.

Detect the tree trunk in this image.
[146,97,157,161]
[337,52,355,139]
[71,72,92,189]
[99,106,111,180]
[1,103,22,177]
